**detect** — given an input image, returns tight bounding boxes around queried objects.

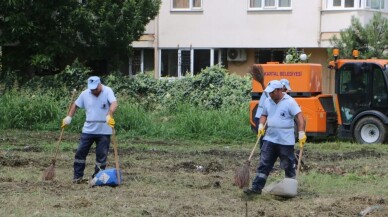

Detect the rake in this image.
[234,122,266,189]
[42,89,76,181]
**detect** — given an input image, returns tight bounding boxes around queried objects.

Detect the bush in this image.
[0,64,255,142]
[0,89,61,130]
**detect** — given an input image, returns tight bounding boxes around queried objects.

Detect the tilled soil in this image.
[0,131,387,216]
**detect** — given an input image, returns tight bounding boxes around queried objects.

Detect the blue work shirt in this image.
[75,85,117,135]
[255,92,269,119]
[262,93,301,145]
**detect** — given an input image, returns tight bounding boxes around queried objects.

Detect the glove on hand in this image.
[61,116,72,128]
[106,115,115,128]
[257,123,265,137]
[298,131,307,148]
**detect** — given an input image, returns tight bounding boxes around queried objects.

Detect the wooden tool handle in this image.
[53,89,77,161]
[297,116,308,177]
[248,122,267,161]
[296,147,303,177]
[111,128,121,185]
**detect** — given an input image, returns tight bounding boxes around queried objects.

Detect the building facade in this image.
[131,0,388,93]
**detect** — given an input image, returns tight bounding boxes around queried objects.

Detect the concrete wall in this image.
[157,0,322,48]
[133,0,388,94]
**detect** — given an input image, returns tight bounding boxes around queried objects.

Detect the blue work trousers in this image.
[73,133,110,179]
[252,140,296,191]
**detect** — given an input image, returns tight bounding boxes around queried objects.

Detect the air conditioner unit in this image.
[227,49,247,61]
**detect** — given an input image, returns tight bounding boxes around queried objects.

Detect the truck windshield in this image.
[338,63,388,124]
[338,63,370,124]
[372,66,388,108]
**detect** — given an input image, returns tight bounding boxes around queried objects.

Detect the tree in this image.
[329,12,388,59]
[0,0,161,79]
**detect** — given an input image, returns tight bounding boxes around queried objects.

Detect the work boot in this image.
[243,188,262,195]
[72,177,88,184]
[72,177,82,184]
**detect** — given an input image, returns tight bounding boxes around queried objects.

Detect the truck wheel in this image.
[354,117,387,144]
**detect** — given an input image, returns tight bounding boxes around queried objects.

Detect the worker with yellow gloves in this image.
[61,76,118,183]
[298,131,307,148]
[244,80,306,195]
[106,115,115,128]
[257,123,265,137]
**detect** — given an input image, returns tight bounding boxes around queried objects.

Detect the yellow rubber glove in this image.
[257,123,265,137]
[61,116,72,128]
[106,115,115,128]
[298,131,307,148]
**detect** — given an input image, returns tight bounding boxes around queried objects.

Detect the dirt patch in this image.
[1,130,388,217]
[0,155,31,167]
[169,160,224,173]
[305,149,385,162]
[204,161,223,173]
[171,161,198,172]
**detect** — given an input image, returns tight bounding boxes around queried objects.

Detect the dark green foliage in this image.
[329,12,388,59]
[0,65,254,142]
[0,89,61,130]
[0,0,161,78]
[160,65,251,110]
[284,48,311,63]
[21,59,92,98]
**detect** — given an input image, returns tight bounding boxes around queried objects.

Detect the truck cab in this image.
[332,59,388,144]
[249,63,338,139]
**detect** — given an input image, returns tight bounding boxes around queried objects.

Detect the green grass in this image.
[301,171,388,196]
[0,90,255,143]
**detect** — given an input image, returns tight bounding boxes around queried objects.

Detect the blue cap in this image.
[87,76,101,90]
[280,78,291,91]
[264,80,283,93]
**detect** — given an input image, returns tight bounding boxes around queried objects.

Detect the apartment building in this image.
[131,0,388,93]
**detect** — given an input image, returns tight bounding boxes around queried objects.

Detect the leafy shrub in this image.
[22,59,92,97]
[0,64,255,142]
[0,89,61,130]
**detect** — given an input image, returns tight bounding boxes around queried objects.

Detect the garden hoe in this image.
[42,89,76,181]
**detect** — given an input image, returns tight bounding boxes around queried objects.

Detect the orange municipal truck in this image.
[249,53,388,144]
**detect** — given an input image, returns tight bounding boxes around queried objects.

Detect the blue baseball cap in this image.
[264,80,283,93]
[280,78,292,91]
[87,76,101,90]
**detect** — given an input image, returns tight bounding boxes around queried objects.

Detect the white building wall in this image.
[132,0,388,93]
[158,0,323,48]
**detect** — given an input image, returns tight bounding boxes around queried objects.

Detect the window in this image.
[327,0,357,8]
[265,0,275,7]
[129,49,154,75]
[161,49,179,77]
[193,50,210,75]
[249,0,291,9]
[372,65,388,107]
[366,0,385,9]
[130,50,142,75]
[279,0,291,7]
[172,0,202,10]
[160,48,216,78]
[254,49,286,64]
[337,63,371,123]
[339,66,368,94]
[250,0,261,7]
[180,50,191,76]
